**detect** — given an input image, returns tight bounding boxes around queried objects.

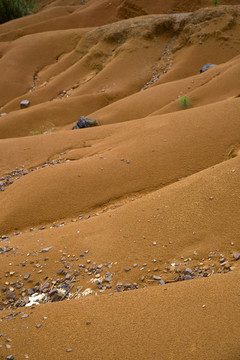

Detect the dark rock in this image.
[183,275,193,281]
[199,63,216,73]
[86,321,91,325]
[2,285,7,292]
[52,293,62,302]
[49,288,58,297]
[20,100,30,108]
[24,273,31,280]
[124,267,131,272]
[72,116,99,130]
[27,289,34,295]
[233,254,240,261]
[6,290,16,300]
[153,275,161,281]
[57,268,63,275]
[7,356,14,360]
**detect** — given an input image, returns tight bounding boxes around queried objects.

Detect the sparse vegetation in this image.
[0,0,37,24]
[178,95,191,110]
[29,122,56,136]
[211,0,219,6]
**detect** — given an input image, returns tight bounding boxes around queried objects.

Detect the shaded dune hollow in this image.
[0,1,240,359]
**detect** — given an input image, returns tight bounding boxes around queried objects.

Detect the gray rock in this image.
[0,113,7,117]
[20,100,30,108]
[153,275,161,281]
[40,246,52,253]
[183,275,193,281]
[52,293,62,302]
[6,290,16,300]
[199,63,216,73]
[7,356,14,360]
[21,314,29,318]
[72,116,99,130]
[233,254,240,261]
[24,273,31,280]
[159,280,165,285]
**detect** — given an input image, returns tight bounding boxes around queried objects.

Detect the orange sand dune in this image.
[1,97,240,233]
[0,1,240,359]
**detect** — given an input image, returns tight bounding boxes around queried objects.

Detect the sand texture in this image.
[0,0,240,359]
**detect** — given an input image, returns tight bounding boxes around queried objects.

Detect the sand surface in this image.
[0,0,240,359]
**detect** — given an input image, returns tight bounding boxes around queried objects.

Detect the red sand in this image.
[0,1,240,359]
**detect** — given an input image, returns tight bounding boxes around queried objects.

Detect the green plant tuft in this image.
[210,0,219,6]
[0,0,38,24]
[178,95,191,110]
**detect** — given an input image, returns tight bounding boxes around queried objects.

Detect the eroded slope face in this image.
[0,6,240,139]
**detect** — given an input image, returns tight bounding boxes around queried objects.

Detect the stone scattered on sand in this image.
[20,100,30,108]
[40,246,52,253]
[7,356,14,360]
[199,63,216,73]
[233,254,240,261]
[6,290,16,300]
[0,113,7,117]
[72,116,99,130]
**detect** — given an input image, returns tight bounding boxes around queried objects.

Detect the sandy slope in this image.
[0,0,240,359]
[1,270,240,360]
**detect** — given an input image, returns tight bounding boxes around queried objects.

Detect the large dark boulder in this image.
[72,116,99,130]
[199,63,216,73]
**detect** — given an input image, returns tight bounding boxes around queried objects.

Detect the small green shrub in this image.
[178,95,191,110]
[0,0,37,24]
[211,0,219,6]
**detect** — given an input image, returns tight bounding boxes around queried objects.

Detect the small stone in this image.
[86,321,91,325]
[40,246,52,253]
[159,280,165,285]
[152,242,157,246]
[24,273,31,280]
[52,293,62,302]
[7,356,14,360]
[36,323,42,328]
[153,275,161,281]
[233,254,240,261]
[66,349,72,352]
[6,290,16,300]
[21,314,29,318]
[202,304,206,308]
[124,267,131,272]
[20,100,30,108]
